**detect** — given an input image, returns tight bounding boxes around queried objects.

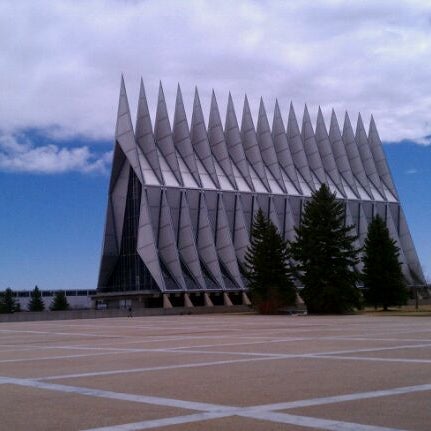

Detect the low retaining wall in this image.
[0,305,252,323]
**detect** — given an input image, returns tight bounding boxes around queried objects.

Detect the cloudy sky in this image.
[1,0,430,290]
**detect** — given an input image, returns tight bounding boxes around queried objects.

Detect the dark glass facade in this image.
[103,168,158,292]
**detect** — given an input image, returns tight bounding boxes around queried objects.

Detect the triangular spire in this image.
[108,136,127,194]
[315,107,346,197]
[115,76,143,183]
[190,88,220,188]
[97,196,119,289]
[157,191,187,290]
[368,115,398,199]
[301,105,326,185]
[111,160,130,248]
[328,110,359,197]
[232,195,249,263]
[286,103,315,190]
[272,101,301,193]
[386,208,412,283]
[355,113,386,199]
[342,112,373,198]
[241,95,270,192]
[135,79,163,185]
[398,207,426,284]
[256,98,286,193]
[215,196,244,289]
[173,84,202,187]
[196,194,225,289]
[225,93,254,191]
[208,91,237,189]
[154,82,183,186]
[136,187,166,291]
[177,192,206,289]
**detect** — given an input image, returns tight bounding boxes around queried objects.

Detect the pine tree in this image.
[50,291,70,311]
[290,184,361,314]
[0,288,19,313]
[245,208,296,314]
[28,286,45,311]
[362,215,408,310]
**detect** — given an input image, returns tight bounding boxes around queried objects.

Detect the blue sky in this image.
[1,135,430,291]
[1,0,430,289]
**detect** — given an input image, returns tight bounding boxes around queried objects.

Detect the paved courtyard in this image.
[1,313,431,430]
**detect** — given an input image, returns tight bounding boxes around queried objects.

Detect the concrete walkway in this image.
[1,314,431,430]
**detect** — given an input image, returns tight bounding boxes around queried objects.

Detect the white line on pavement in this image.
[250,382,431,411]
[243,411,407,431]
[0,351,133,364]
[36,342,431,381]
[80,412,230,431]
[315,355,431,364]
[2,374,426,431]
[0,376,234,413]
[40,356,278,381]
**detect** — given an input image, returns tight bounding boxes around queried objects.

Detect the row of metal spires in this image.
[114,76,398,202]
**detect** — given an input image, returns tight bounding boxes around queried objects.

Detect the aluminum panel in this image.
[301,105,326,185]
[241,96,270,192]
[315,107,346,197]
[256,98,286,192]
[398,207,426,283]
[191,88,220,188]
[287,103,315,191]
[136,188,166,291]
[158,191,187,290]
[115,77,143,183]
[196,193,225,289]
[355,113,386,200]
[214,195,244,289]
[272,101,301,193]
[178,192,206,289]
[368,116,399,199]
[386,207,412,283]
[232,194,250,262]
[97,199,119,288]
[342,113,373,198]
[135,79,163,184]
[328,110,359,197]
[154,83,183,186]
[208,91,237,189]
[173,85,202,187]
[225,94,254,191]
[111,160,129,247]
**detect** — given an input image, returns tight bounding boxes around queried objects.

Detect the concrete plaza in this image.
[1,313,430,430]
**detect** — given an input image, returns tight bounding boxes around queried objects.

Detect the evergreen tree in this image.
[290,184,361,314]
[362,215,408,310]
[50,291,70,311]
[245,208,296,313]
[0,288,19,313]
[28,286,45,311]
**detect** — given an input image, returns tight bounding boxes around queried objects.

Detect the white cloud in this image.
[405,168,418,175]
[0,134,112,174]
[0,0,430,144]
[412,136,431,145]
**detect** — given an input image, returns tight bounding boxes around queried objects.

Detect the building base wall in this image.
[0,304,252,323]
